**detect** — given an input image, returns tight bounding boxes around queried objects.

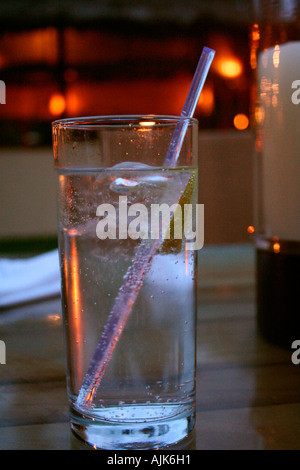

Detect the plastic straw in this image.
[165,46,215,167]
[75,47,215,411]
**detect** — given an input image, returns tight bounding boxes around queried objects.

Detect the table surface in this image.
[0,244,299,450]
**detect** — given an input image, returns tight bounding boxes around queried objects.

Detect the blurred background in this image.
[0,0,255,251]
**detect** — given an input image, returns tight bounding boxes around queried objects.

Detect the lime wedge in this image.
[160,169,197,254]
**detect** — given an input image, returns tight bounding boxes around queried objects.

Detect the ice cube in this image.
[109,162,168,194]
[110,162,154,170]
[109,177,139,194]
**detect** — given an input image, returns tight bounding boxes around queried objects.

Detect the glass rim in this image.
[52,114,198,130]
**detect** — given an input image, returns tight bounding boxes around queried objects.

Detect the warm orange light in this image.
[218,59,242,78]
[69,230,83,379]
[250,48,257,70]
[272,95,278,108]
[252,24,260,42]
[197,86,214,115]
[138,121,157,132]
[233,113,249,130]
[273,45,280,68]
[139,121,156,126]
[273,242,280,253]
[255,134,263,153]
[48,93,66,115]
[66,91,81,115]
[1,28,58,68]
[247,225,255,234]
[47,313,61,323]
[255,106,264,126]
[250,25,260,70]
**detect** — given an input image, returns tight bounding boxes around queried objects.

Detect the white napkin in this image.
[0,249,61,308]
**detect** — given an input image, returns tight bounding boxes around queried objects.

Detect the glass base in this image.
[70,403,195,450]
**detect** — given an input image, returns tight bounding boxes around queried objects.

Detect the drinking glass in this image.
[52,115,199,449]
